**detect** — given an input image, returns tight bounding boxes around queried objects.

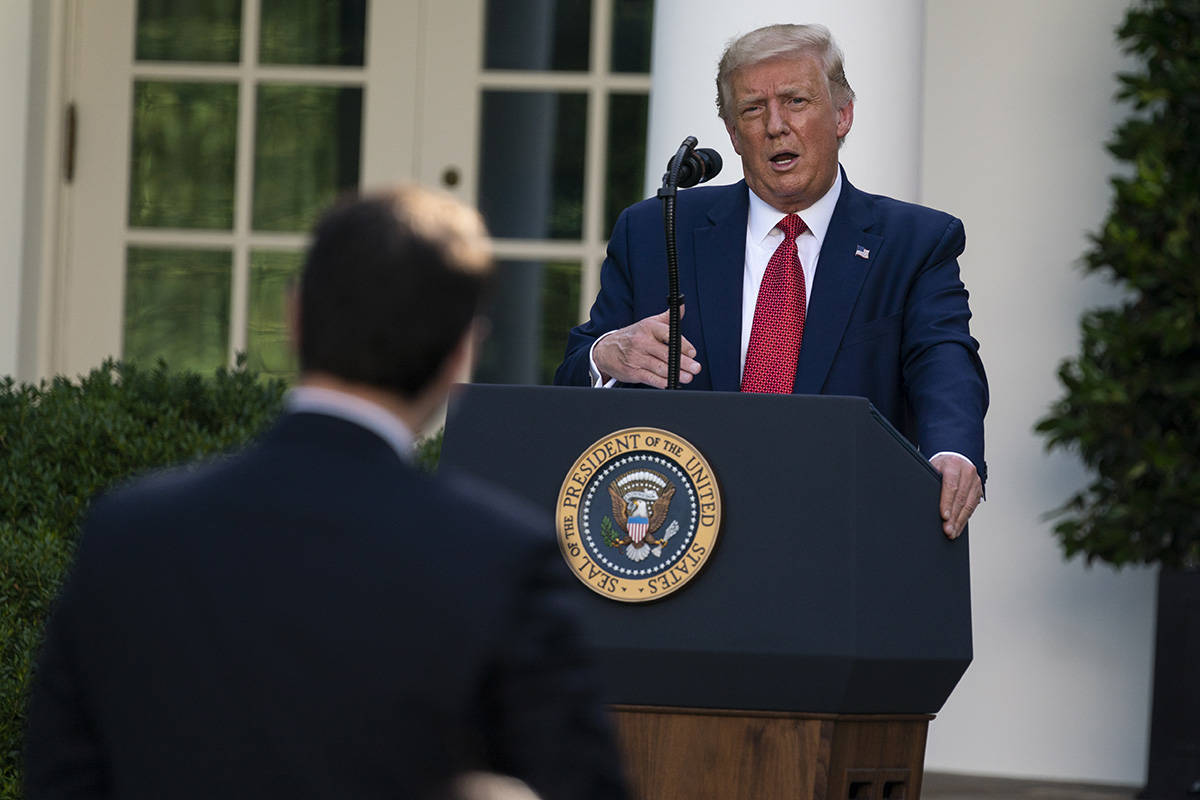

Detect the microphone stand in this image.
[657,136,698,391]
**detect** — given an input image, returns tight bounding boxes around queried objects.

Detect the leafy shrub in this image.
[0,359,446,797]
[0,360,287,798]
[1036,0,1200,568]
[414,426,444,472]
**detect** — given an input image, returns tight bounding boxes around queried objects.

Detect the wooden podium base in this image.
[612,706,933,800]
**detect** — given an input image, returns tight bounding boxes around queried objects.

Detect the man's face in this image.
[724,55,853,213]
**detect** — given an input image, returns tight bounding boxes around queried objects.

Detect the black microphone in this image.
[669,147,723,188]
[658,137,720,388]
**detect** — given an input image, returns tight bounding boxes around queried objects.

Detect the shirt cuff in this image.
[929,451,975,469]
[588,334,618,388]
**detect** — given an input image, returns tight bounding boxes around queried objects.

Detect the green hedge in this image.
[0,360,288,797]
[1,360,445,797]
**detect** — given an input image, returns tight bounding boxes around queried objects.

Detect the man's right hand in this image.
[593,307,702,389]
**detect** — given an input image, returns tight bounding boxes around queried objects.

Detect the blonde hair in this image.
[716,23,855,123]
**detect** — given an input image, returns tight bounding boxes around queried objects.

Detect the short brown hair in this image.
[298,186,494,397]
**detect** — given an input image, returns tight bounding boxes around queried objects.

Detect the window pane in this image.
[610,0,654,73]
[605,93,650,233]
[259,0,367,66]
[136,0,242,63]
[247,250,304,380]
[475,260,580,385]
[539,261,582,383]
[124,247,231,373]
[479,91,586,240]
[129,81,238,230]
[253,84,362,232]
[485,0,591,71]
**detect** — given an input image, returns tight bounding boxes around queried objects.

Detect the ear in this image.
[835,100,854,139]
[407,318,484,434]
[725,118,743,156]
[286,283,302,355]
[441,317,484,388]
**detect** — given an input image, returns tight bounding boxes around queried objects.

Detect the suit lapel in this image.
[794,175,882,395]
[693,182,750,392]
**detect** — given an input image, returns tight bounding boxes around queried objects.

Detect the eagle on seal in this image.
[609,471,675,561]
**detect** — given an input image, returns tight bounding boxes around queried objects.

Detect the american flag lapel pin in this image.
[855,245,870,259]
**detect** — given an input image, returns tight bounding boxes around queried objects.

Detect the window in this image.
[473,0,654,384]
[57,0,652,386]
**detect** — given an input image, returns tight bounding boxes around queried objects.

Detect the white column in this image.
[645,0,925,202]
[0,0,32,380]
[921,0,1154,785]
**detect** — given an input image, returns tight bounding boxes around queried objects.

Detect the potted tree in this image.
[1036,1,1199,797]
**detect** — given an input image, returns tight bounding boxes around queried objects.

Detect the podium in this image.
[442,385,972,799]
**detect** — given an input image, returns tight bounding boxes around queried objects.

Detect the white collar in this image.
[285,385,414,461]
[747,167,843,246]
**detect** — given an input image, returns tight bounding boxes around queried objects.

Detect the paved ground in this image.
[923,772,1139,799]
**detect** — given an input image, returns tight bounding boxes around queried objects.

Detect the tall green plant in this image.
[1036,0,1200,569]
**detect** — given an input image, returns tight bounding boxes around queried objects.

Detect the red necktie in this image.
[741,214,807,393]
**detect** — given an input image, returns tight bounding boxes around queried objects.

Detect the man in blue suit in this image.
[556,23,987,538]
[27,187,627,800]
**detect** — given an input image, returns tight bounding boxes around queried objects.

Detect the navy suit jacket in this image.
[25,413,626,800]
[555,172,988,481]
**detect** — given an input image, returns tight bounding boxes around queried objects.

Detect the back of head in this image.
[715,23,856,122]
[298,185,494,398]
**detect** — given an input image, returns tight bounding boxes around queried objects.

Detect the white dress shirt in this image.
[740,170,842,382]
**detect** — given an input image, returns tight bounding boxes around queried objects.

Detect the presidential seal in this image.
[556,427,722,602]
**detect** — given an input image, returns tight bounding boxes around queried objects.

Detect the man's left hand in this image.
[930,453,982,540]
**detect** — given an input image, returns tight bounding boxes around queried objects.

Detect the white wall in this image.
[920,0,1156,785]
[646,0,924,202]
[1,0,33,379]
